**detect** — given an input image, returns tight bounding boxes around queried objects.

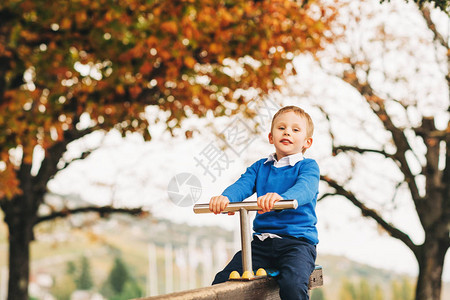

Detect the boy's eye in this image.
[278,126,285,130]
[293,128,300,132]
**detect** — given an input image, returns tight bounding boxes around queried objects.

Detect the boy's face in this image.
[268,111,313,159]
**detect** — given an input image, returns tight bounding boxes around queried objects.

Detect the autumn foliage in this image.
[0,0,337,199]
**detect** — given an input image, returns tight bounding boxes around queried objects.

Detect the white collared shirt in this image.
[256,152,304,241]
[264,152,304,168]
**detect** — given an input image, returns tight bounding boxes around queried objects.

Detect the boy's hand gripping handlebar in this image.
[193,200,298,280]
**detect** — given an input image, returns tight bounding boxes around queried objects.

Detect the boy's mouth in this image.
[280,138,292,145]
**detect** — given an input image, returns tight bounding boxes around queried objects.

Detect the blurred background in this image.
[0,0,448,300]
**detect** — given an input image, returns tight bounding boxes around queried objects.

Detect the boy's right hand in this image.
[209,195,230,215]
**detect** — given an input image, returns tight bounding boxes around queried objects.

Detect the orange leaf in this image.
[161,21,178,35]
[129,85,142,99]
[116,85,125,95]
[139,61,153,75]
[209,43,222,55]
[183,56,196,69]
[60,18,72,30]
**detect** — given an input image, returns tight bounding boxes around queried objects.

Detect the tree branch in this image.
[35,127,96,188]
[317,192,336,202]
[333,145,396,160]
[316,105,335,142]
[320,175,420,255]
[58,150,95,172]
[420,6,448,49]
[341,67,423,206]
[34,205,147,225]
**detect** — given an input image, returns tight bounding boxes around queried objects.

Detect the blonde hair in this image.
[271,106,314,138]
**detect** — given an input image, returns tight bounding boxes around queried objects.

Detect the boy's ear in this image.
[304,137,313,149]
[268,132,274,144]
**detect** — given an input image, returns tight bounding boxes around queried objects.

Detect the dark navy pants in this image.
[212,237,316,300]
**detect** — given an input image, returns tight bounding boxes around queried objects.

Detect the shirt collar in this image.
[264,152,304,166]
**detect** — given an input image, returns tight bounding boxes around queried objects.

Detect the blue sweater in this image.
[222,158,320,245]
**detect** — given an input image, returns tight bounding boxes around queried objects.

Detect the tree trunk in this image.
[415,235,448,300]
[1,162,43,300]
[5,209,34,300]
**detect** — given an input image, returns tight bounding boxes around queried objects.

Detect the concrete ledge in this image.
[309,265,323,288]
[136,267,323,300]
[137,278,280,300]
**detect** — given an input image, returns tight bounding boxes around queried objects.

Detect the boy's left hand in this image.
[257,193,283,214]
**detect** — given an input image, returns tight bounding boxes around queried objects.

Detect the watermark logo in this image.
[194,142,234,182]
[194,97,280,182]
[167,173,202,207]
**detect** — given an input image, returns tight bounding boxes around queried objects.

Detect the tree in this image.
[339,278,357,300]
[110,281,143,300]
[373,285,385,300]
[305,0,450,13]
[66,260,76,276]
[0,1,338,299]
[392,278,415,300]
[311,288,326,300]
[50,274,77,300]
[76,256,94,290]
[381,0,449,13]
[304,0,449,299]
[104,257,129,295]
[101,256,142,299]
[358,279,372,300]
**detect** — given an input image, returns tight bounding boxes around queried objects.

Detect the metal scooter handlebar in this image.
[193,199,298,214]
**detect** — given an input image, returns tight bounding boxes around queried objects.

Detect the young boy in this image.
[209,106,319,300]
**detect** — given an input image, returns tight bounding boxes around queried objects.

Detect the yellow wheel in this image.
[256,268,267,276]
[242,270,255,279]
[229,271,240,279]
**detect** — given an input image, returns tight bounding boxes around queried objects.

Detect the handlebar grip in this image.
[193,199,298,214]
